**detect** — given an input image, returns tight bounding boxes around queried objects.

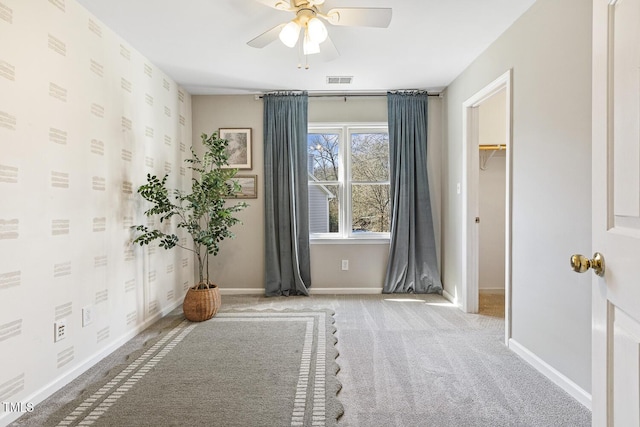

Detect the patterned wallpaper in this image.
[0,0,191,417]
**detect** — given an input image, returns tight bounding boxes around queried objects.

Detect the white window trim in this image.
[308,122,390,242]
[309,237,390,245]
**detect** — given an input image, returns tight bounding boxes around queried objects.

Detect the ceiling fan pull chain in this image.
[295,39,311,69]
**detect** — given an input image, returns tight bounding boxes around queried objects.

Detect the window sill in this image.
[310,237,390,245]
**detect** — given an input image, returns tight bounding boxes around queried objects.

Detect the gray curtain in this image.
[263,91,311,296]
[383,91,443,294]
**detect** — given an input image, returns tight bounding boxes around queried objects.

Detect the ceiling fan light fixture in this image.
[249,1,392,66]
[307,17,328,44]
[279,20,300,47]
[303,30,321,55]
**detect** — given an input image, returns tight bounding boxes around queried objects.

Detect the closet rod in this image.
[479,144,506,151]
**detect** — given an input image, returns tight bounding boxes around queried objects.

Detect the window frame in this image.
[308,122,391,242]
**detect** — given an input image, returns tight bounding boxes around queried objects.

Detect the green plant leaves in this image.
[131,132,248,283]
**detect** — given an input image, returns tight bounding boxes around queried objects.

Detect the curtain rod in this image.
[255,92,443,99]
[308,92,442,98]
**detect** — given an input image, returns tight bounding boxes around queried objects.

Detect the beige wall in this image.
[192,94,443,292]
[0,1,191,423]
[191,95,265,291]
[443,0,592,393]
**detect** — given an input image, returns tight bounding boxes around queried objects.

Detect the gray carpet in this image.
[221,295,591,427]
[12,294,591,427]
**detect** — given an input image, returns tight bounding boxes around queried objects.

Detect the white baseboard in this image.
[0,299,182,427]
[309,287,382,295]
[442,289,459,307]
[508,338,591,409]
[219,287,384,295]
[219,288,264,295]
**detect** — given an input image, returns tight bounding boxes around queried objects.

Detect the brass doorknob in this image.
[570,252,605,277]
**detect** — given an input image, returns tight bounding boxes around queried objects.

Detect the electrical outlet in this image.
[341,260,349,271]
[54,319,67,342]
[82,305,93,327]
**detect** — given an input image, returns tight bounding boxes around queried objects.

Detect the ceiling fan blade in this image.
[319,35,340,62]
[254,0,292,11]
[324,8,392,28]
[247,23,287,48]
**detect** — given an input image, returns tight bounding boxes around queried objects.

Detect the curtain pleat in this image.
[263,91,311,296]
[383,91,443,294]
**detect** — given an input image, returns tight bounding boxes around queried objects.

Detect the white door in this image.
[591,0,640,425]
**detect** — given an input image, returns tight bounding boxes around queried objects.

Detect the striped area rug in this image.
[43,310,342,427]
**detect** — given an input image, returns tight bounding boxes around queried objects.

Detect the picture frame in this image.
[225,175,258,199]
[219,128,252,169]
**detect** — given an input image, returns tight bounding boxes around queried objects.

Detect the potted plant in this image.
[132,132,247,321]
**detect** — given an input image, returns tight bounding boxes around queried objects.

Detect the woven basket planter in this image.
[182,283,221,322]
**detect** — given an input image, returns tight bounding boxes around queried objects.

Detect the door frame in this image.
[461,69,513,344]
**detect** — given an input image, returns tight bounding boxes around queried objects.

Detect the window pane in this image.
[351,184,390,233]
[308,133,340,181]
[351,133,389,182]
[309,183,339,233]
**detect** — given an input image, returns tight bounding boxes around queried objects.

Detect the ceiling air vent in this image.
[326,76,353,85]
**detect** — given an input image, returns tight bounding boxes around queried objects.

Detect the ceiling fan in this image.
[247,0,392,62]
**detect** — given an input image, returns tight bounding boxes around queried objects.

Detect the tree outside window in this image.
[308,125,390,238]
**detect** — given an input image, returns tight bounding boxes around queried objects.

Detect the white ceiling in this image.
[75,0,536,95]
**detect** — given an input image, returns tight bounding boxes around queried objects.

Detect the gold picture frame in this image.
[225,175,257,199]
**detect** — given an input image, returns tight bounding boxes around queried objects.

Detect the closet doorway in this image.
[477,90,507,317]
[461,70,512,344]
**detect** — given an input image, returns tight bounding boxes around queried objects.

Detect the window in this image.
[307,124,390,239]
